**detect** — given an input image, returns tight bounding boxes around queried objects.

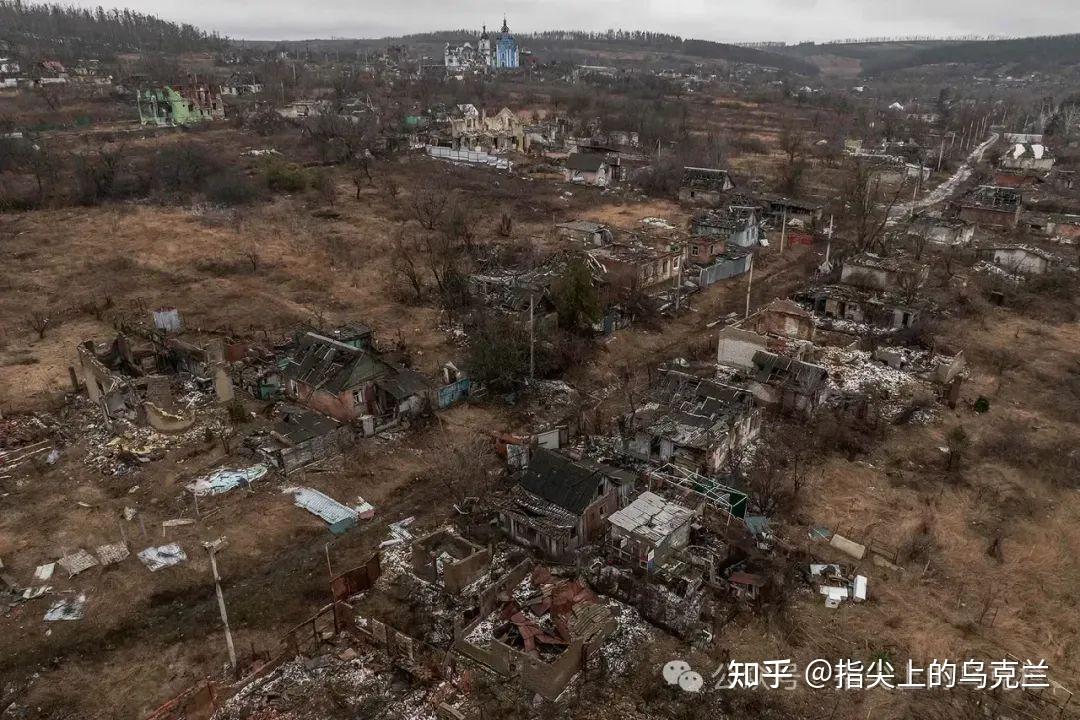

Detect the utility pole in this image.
[779,207,788,254]
[820,215,834,273]
[673,251,683,312]
[744,254,754,320]
[204,538,237,670]
[528,292,535,381]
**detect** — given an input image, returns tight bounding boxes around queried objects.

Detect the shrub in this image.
[261,160,309,193]
[204,170,263,206]
[730,135,770,155]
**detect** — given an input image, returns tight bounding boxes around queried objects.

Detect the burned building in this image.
[563,152,615,186]
[587,241,684,289]
[798,284,922,331]
[137,85,224,126]
[621,369,762,475]
[745,350,830,416]
[607,491,697,572]
[745,298,815,342]
[75,315,234,432]
[758,193,823,226]
[908,214,975,246]
[797,253,928,332]
[282,332,394,423]
[410,529,491,594]
[953,186,1022,229]
[679,167,734,205]
[453,562,617,700]
[839,253,929,293]
[555,220,612,246]
[690,204,762,248]
[494,448,637,560]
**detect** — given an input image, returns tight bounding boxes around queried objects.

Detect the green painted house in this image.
[137,85,225,126]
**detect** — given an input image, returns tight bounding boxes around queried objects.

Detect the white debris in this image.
[137,544,187,572]
[44,593,87,621]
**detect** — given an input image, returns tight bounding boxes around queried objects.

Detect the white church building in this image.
[445,18,520,72]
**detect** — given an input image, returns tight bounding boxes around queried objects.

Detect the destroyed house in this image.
[495,448,636,559]
[984,245,1060,275]
[282,332,393,422]
[607,491,697,572]
[799,284,920,331]
[954,186,1022,229]
[908,215,975,246]
[137,85,224,126]
[679,167,734,204]
[622,370,762,475]
[298,322,373,350]
[716,325,770,371]
[257,407,353,474]
[76,325,234,433]
[411,529,491,594]
[587,242,683,289]
[686,215,755,287]
[453,562,617,700]
[563,152,614,186]
[374,368,434,419]
[468,269,560,334]
[746,351,829,416]
[690,205,762,249]
[839,253,929,293]
[746,298,815,341]
[446,105,526,153]
[999,142,1054,173]
[556,220,612,246]
[758,194,823,226]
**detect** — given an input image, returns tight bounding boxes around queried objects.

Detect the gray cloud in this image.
[64,0,1080,43]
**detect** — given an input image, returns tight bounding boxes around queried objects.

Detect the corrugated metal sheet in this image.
[607,491,694,544]
[697,255,752,286]
[288,487,358,534]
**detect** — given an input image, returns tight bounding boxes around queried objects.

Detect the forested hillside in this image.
[0,0,226,58]
[400,28,819,75]
[862,34,1080,74]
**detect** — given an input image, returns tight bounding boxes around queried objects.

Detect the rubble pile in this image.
[217,653,445,720]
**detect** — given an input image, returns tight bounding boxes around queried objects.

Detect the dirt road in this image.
[890,133,999,218]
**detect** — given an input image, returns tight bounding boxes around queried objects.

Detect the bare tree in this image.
[945,425,969,474]
[242,244,260,273]
[989,347,1022,395]
[303,107,380,164]
[390,226,426,302]
[381,175,400,201]
[497,212,513,237]
[907,228,930,263]
[429,433,496,509]
[411,187,449,231]
[28,311,50,339]
[842,158,904,254]
[778,122,808,196]
[745,426,813,518]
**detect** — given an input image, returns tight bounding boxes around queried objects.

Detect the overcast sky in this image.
[68,0,1078,43]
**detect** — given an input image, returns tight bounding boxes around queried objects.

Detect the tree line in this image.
[0,0,226,57]
[863,34,1080,75]
[397,27,819,76]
